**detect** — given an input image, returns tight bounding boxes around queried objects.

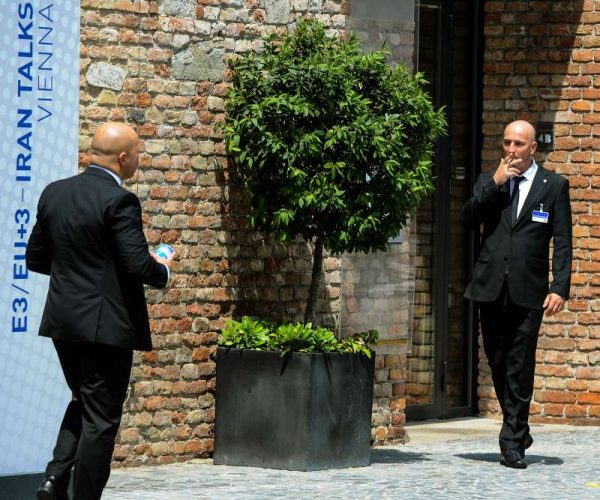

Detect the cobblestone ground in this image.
[104,429,600,499]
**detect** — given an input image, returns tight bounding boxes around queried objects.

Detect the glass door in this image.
[406,0,481,420]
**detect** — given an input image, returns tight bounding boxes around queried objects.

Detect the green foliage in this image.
[222,19,446,254]
[220,316,379,358]
[220,316,271,350]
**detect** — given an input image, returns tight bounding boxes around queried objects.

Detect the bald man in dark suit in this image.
[27,122,175,499]
[463,120,572,469]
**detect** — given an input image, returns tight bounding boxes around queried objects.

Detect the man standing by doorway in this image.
[27,122,174,499]
[462,120,572,469]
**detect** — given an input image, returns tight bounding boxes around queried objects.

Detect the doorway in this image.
[405,0,483,420]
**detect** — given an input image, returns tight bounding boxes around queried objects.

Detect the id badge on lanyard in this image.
[532,204,549,223]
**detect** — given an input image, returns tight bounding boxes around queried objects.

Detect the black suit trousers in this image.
[479,285,543,452]
[47,340,133,500]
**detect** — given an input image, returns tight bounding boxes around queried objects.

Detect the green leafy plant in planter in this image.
[214,21,445,470]
[221,316,378,358]
[221,19,446,325]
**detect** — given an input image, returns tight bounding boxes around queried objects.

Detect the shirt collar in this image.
[518,159,538,182]
[88,164,123,186]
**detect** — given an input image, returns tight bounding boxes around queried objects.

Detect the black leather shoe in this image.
[523,434,533,450]
[36,475,68,500]
[500,449,528,469]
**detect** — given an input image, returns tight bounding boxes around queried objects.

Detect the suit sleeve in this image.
[462,169,501,229]
[109,191,169,289]
[26,193,51,275]
[549,178,572,299]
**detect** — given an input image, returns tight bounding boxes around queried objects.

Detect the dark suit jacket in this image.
[26,168,168,351]
[462,164,572,310]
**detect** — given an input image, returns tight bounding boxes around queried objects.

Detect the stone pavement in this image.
[104,418,600,500]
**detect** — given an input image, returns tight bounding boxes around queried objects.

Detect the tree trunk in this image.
[304,238,324,326]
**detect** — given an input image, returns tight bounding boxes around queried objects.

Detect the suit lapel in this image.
[513,166,549,230]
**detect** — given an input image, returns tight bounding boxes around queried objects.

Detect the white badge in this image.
[532,204,549,223]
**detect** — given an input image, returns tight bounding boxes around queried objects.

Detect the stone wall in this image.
[480,0,600,424]
[78,0,407,468]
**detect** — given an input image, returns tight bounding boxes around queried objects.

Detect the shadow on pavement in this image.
[456,453,564,465]
[371,449,431,464]
[455,452,498,463]
[526,455,564,465]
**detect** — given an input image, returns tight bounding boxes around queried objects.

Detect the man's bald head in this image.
[90,122,139,180]
[504,120,536,143]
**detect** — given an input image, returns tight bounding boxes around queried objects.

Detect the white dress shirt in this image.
[510,160,538,218]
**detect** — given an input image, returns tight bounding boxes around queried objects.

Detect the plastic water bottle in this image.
[154,243,174,259]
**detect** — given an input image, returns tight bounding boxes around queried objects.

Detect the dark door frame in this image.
[406,0,484,421]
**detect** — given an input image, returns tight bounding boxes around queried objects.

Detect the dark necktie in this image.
[511,176,525,225]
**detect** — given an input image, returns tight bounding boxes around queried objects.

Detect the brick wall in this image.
[74,0,600,470]
[480,0,600,424]
[78,0,407,468]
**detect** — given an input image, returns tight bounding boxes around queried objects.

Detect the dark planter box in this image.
[214,347,375,471]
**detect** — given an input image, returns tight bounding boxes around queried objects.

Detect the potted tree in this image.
[214,19,446,470]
